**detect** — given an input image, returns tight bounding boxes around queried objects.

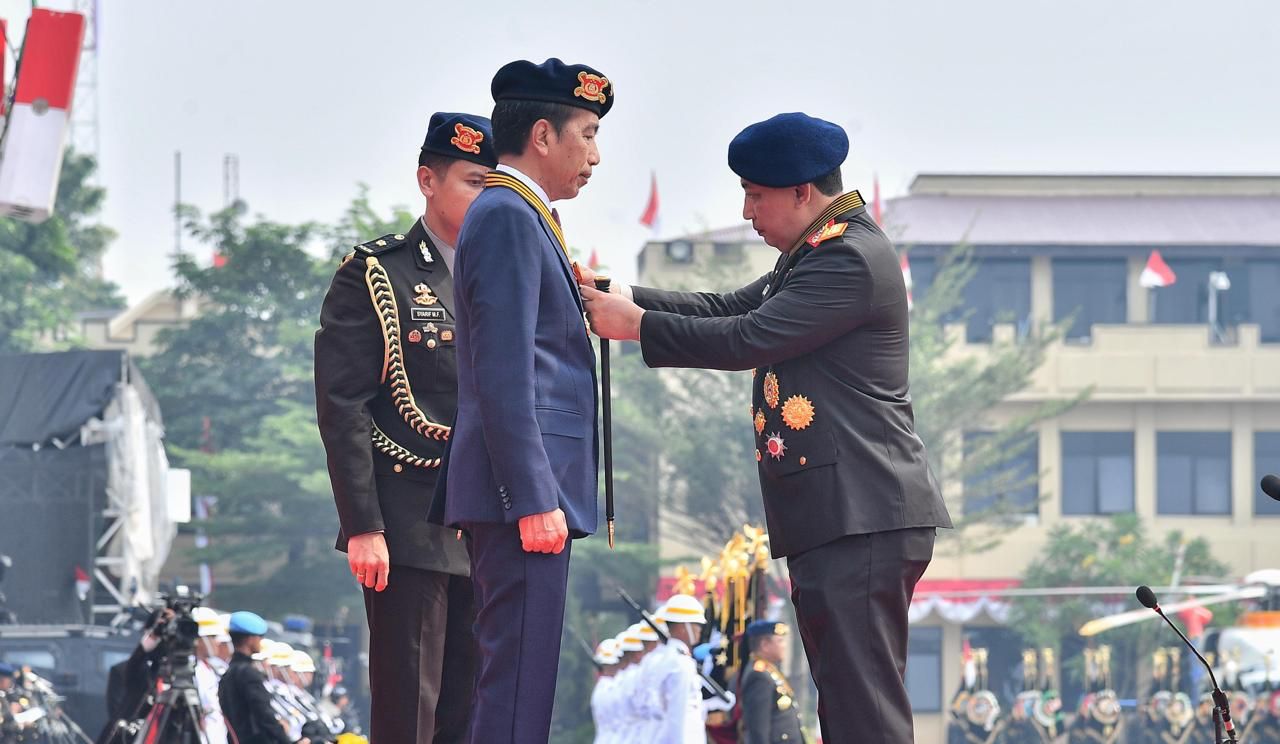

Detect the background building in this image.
[638,174,1280,744]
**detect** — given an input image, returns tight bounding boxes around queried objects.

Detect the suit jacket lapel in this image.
[408,219,456,320]
[531,208,584,314]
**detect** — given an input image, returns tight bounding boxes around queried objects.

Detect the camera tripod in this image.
[128,682,209,744]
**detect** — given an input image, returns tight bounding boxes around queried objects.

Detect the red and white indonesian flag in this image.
[0,9,86,224]
[0,20,7,134]
[639,171,660,233]
[1139,249,1177,288]
[901,252,914,311]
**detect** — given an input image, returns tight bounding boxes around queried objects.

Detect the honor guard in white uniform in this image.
[591,639,622,744]
[652,595,709,743]
[193,608,230,744]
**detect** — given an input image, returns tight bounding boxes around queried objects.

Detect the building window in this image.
[1256,432,1280,516]
[963,258,1032,343]
[713,242,744,262]
[1053,259,1127,341]
[1243,259,1280,343]
[962,627,1026,703]
[905,626,942,713]
[665,240,694,264]
[1157,432,1232,515]
[963,431,1039,516]
[1062,432,1135,515]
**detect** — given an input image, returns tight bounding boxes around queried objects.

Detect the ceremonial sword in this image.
[594,276,616,548]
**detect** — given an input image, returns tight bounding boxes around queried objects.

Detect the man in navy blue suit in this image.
[435,58,614,744]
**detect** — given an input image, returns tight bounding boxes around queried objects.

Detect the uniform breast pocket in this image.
[761,428,837,480]
[403,321,457,392]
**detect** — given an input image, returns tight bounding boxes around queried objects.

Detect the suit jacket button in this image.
[503,502,512,510]
[393,463,404,473]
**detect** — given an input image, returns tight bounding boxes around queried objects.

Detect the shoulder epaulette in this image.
[354,232,408,256]
[753,659,769,673]
[805,220,848,248]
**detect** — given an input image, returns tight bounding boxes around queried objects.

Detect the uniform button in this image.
[427,339,437,350]
[799,456,807,466]
[393,463,403,473]
[781,735,789,741]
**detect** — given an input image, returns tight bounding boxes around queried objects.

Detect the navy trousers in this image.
[464,522,573,744]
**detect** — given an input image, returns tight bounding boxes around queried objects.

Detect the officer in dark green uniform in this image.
[738,621,805,744]
[583,112,952,743]
[314,111,497,744]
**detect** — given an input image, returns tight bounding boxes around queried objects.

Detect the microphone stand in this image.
[1138,587,1237,743]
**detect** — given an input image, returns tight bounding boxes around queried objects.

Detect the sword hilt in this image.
[594,276,612,292]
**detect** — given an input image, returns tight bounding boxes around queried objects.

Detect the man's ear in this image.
[417,165,436,200]
[792,182,813,207]
[530,119,554,157]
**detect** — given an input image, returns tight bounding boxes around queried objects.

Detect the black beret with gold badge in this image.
[490,57,614,119]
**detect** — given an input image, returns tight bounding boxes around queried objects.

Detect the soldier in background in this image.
[738,620,805,744]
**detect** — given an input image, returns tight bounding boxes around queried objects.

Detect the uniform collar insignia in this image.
[806,219,848,247]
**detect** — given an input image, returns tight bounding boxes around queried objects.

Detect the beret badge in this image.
[451,123,484,155]
[574,71,610,104]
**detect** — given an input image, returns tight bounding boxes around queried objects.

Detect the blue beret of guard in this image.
[421,112,497,168]
[228,610,268,636]
[728,112,849,188]
[745,619,790,639]
[0,662,15,676]
[491,58,614,119]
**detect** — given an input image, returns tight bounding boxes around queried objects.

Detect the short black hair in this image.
[417,151,455,174]
[491,100,580,157]
[748,633,774,653]
[810,167,843,197]
[229,631,253,648]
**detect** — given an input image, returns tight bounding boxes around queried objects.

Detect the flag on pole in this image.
[901,253,914,311]
[639,171,660,233]
[74,565,91,601]
[0,20,8,134]
[0,9,86,223]
[588,248,600,271]
[873,173,883,225]
[1139,249,1177,288]
[194,496,216,595]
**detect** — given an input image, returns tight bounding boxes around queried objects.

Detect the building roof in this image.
[887,174,1280,247]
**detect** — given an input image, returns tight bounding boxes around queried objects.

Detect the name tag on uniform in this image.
[411,308,446,322]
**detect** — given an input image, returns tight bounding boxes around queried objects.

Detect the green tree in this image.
[1008,513,1231,697]
[909,245,1086,552]
[140,199,357,617]
[0,149,124,353]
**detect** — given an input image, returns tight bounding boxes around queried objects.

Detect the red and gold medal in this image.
[781,395,815,431]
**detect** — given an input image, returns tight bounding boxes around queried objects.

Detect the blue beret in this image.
[0,662,15,676]
[746,619,790,639]
[728,113,849,188]
[421,112,497,168]
[228,611,268,636]
[491,58,614,119]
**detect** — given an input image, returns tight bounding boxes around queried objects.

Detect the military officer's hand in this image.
[518,508,568,554]
[581,285,643,341]
[348,532,390,592]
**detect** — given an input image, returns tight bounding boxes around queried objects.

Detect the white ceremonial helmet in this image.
[656,594,707,625]
[290,650,316,673]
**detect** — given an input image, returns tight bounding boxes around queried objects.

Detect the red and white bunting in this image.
[0,9,86,223]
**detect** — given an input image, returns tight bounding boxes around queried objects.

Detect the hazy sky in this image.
[4,0,1279,303]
